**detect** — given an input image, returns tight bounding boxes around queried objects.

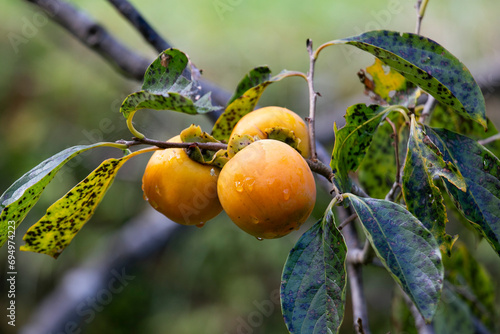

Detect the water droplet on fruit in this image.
[283,189,290,200]
[196,222,205,228]
[143,193,149,201]
[154,185,161,195]
[256,237,263,241]
[235,180,244,192]
[210,168,216,176]
[149,199,159,209]
[250,216,260,224]
[244,177,255,192]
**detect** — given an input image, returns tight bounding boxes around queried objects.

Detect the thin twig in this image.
[339,208,371,334]
[415,0,430,35]
[306,39,319,161]
[106,0,171,53]
[116,138,227,151]
[338,213,358,231]
[418,95,436,124]
[478,133,500,146]
[401,289,435,334]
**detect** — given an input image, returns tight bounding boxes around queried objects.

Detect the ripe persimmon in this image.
[229,106,310,158]
[217,139,316,239]
[142,135,222,226]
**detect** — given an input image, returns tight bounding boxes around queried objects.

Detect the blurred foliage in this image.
[1,0,500,333]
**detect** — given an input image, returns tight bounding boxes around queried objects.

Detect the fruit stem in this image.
[306,39,318,161]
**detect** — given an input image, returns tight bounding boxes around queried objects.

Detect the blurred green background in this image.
[1,0,500,333]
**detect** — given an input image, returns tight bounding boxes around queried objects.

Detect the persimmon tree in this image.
[2,0,499,333]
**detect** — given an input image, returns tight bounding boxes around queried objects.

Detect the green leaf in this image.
[211,69,302,141]
[442,242,497,331]
[281,200,347,334]
[426,127,500,256]
[357,114,405,199]
[331,104,395,192]
[227,66,272,105]
[360,58,419,107]
[402,117,466,254]
[430,104,500,157]
[20,150,144,258]
[334,30,486,129]
[433,285,475,334]
[346,194,444,321]
[120,49,220,119]
[0,143,117,248]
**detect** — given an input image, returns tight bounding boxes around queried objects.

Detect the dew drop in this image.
[149,199,159,209]
[154,185,161,195]
[244,177,256,192]
[210,168,216,177]
[142,193,149,201]
[283,189,290,201]
[250,216,260,224]
[256,237,264,241]
[196,222,206,228]
[235,180,244,192]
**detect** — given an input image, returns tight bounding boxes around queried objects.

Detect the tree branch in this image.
[19,209,181,334]
[24,0,151,81]
[106,0,171,53]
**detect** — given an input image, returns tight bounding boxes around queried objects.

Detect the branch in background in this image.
[402,289,435,334]
[24,0,151,81]
[337,206,372,334]
[19,209,181,334]
[418,95,436,124]
[106,0,171,53]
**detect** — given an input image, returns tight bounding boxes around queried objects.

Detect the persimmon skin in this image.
[142,135,222,225]
[217,139,316,239]
[229,106,310,158]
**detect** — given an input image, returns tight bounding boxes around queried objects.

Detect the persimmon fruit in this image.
[217,139,316,239]
[142,135,222,226]
[229,106,310,158]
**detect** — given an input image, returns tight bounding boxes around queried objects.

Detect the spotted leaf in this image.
[211,69,303,141]
[361,58,419,107]
[281,200,347,334]
[425,127,500,256]
[331,104,394,192]
[227,66,272,105]
[358,114,406,199]
[0,143,118,248]
[20,149,149,258]
[120,49,220,119]
[346,194,444,322]
[430,104,500,157]
[402,117,466,255]
[334,30,486,129]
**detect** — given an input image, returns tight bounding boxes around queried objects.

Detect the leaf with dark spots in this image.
[331,30,486,129]
[120,49,220,120]
[211,69,303,141]
[20,149,149,258]
[227,66,272,106]
[331,104,395,192]
[358,113,405,199]
[361,58,419,107]
[425,126,500,256]
[402,117,466,255]
[281,200,347,333]
[0,143,119,248]
[430,104,500,158]
[347,194,443,321]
